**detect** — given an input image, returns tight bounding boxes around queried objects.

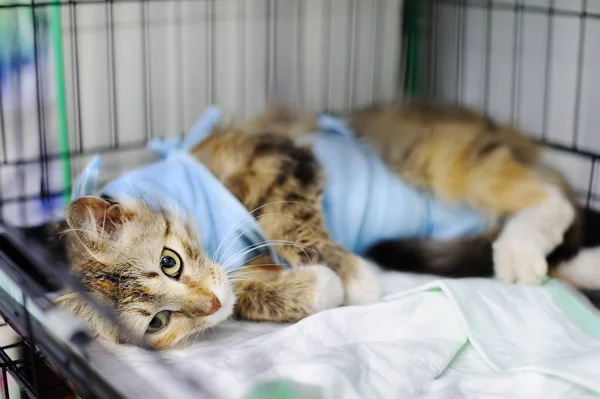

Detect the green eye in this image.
[160,248,182,278]
[147,311,171,333]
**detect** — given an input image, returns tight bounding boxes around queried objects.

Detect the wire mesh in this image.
[0,0,404,228]
[415,0,600,211]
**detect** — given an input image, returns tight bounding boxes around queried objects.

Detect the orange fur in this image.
[232,265,332,322]
[348,102,562,217]
[405,130,546,214]
[154,329,179,349]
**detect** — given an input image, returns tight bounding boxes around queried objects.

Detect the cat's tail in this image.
[367,221,600,290]
[366,232,498,278]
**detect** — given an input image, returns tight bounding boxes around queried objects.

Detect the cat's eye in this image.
[160,248,182,278]
[147,311,171,333]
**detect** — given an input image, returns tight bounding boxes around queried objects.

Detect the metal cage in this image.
[406,0,600,214]
[0,0,599,397]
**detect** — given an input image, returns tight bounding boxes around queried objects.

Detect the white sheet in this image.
[96,270,600,399]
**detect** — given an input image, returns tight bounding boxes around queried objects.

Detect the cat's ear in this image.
[65,196,131,242]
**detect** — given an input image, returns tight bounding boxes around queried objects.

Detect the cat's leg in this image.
[216,132,381,305]
[550,246,600,290]
[457,150,575,284]
[492,183,575,284]
[352,104,576,285]
[256,201,381,306]
[232,263,344,322]
[376,124,576,284]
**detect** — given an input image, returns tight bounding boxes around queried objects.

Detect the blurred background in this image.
[0,0,597,226]
[1,0,405,226]
[2,0,600,227]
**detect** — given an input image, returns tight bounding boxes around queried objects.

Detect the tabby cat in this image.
[47,101,595,349]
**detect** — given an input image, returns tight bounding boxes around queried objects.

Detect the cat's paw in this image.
[305,265,344,311]
[493,238,548,285]
[344,257,381,305]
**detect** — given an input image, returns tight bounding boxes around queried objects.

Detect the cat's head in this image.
[57,196,235,349]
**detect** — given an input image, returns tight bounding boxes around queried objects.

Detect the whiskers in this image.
[208,199,317,273]
[228,273,279,294]
[222,239,316,270]
[211,200,319,265]
[58,227,92,238]
[187,326,208,345]
[207,199,321,300]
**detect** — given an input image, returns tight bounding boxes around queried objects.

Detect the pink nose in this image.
[206,294,221,315]
[184,293,221,317]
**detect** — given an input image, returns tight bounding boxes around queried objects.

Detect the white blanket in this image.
[99,271,600,399]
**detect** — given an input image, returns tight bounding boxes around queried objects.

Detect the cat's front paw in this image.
[344,257,381,305]
[305,265,345,311]
[493,238,548,284]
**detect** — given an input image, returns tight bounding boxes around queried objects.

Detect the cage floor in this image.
[86,267,600,399]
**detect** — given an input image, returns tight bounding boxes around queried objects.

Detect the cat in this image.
[350,104,598,290]
[43,101,592,349]
[246,103,584,284]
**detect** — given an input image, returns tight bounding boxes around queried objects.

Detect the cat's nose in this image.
[206,294,221,315]
[193,292,221,316]
[186,288,222,316]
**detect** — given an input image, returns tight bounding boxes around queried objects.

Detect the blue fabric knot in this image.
[72,106,285,272]
[71,155,104,199]
[318,114,355,138]
[148,105,222,157]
